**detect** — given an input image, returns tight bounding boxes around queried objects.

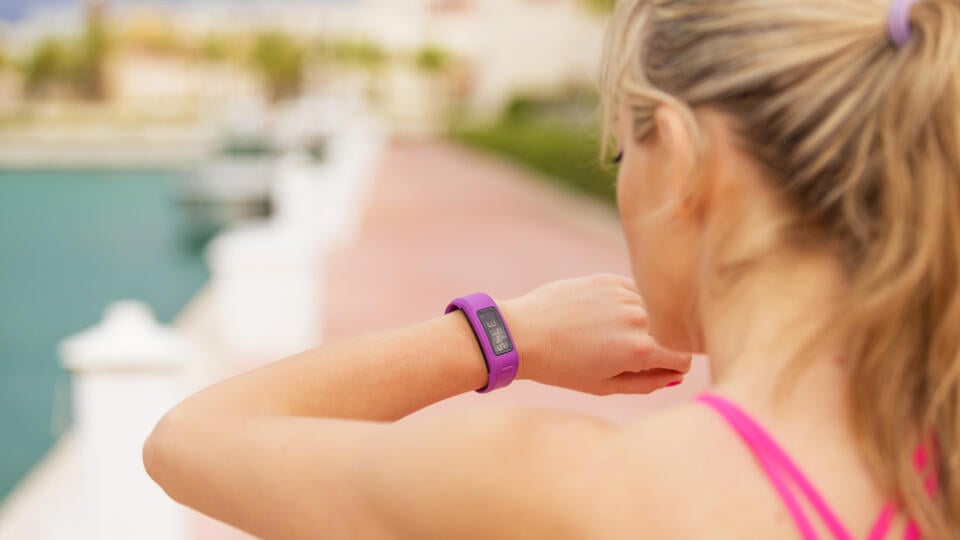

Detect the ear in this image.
[653,105,699,217]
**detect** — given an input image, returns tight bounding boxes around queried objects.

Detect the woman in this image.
[144,0,960,537]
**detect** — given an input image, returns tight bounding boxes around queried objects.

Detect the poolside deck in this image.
[194,139,711,538]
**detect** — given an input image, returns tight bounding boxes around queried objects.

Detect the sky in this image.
[0,0,354,21]
[0,0,65,20]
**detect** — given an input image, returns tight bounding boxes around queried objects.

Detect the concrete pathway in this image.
[196,139,711,539]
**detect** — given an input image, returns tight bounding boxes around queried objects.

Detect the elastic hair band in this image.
[888,0,919,47]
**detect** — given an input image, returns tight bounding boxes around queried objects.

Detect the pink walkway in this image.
[195,139,711,538]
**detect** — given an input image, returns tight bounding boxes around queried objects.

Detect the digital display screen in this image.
[477,307,514,356]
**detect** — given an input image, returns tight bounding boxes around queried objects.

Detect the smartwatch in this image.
[445,292,519,393]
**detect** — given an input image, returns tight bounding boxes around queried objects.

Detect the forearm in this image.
[142,275,689,540]
[172,309,511,423]
[145,309,523,535]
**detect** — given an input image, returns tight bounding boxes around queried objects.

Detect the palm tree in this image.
[78,0,109,100]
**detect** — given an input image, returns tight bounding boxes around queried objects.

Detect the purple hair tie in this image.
[888,0,919,47]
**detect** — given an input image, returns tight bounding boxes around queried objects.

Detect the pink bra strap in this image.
[698,394,855,540]
[868,504,897,540]
[903,522,921,540]
[701,393,935,540]
[867,444,937,540]
[708,411,819,539]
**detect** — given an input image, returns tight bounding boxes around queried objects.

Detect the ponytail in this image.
[601,0,960,534]
[846,1,960,534]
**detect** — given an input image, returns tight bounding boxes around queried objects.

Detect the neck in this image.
[702,252,851,424]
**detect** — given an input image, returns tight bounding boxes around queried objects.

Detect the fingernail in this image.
[667,381,682,387]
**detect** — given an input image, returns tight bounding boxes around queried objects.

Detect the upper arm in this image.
[353,404,620,540]
[145,404,621,540]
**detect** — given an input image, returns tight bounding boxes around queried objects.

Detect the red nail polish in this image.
[667,381,682,387]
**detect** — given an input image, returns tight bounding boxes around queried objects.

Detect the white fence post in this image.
[271,124,382,244]
[60,301,190,540]
[206,222,325,359]
[206,112,383,362]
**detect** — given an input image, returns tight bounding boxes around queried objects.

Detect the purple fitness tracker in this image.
[445,292,519,393]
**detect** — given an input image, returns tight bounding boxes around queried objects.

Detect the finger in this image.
[624,304,650,328]
[609,274,643,297]
[620,292,647,311]
[630,337,693,373]
[647,346,693,374]
[602,369,684,395]
[618,281,647,308]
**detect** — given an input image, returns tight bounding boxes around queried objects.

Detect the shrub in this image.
[23,38,73,98]
[415,45,451,74]
[582,0,616,13]
[452,90,616,205]
[452,118,616,205]
[327,39,386,70]
[251,31,305,102]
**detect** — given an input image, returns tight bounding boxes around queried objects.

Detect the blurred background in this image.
[0,1,708,538]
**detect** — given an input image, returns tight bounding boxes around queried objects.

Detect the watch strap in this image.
[445,292,519,393]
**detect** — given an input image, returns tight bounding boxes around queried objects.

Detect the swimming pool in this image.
[0,169,209,503]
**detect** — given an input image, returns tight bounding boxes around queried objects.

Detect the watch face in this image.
[477,307,514,356]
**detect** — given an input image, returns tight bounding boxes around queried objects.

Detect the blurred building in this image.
[0,0,606,130]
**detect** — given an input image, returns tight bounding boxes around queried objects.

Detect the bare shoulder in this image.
[557,404,717,539]
[363,405,736,539]
[585,403,791,540]
[353,402,625,540]
[354,400,786,540]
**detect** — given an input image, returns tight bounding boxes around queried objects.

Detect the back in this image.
[582,401,912,540]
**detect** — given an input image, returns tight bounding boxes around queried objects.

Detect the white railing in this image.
[207,115,383,359]
[60,301,192,540]
[0,111,384,540]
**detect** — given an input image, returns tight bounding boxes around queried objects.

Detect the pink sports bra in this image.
[697,394,935,540]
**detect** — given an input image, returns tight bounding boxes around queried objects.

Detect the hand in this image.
[498,274,691,395]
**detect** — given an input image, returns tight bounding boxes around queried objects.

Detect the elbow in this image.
[142,406,191,502]
[142,415,167,485]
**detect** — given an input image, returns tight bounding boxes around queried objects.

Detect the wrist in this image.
[442,311,494,393]
[496,299,538,381]
[445,293,522,392]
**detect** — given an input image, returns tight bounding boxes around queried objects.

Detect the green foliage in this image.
[414,45,451,73]
[21,5,110,100]
[451,117,617,205]
[199,34,232,63]
[452,89,616,205]
[251,31,305,102]
[582,0,617,13]
[84,10,109,63]
[503,94,539,121]
[23,38,73,97]
[504,88,598,122]
[77,6,109,99]
[327,39,386,69]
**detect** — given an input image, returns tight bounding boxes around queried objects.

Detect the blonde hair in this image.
[600,0,960,535]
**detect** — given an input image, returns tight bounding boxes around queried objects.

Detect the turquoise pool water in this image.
[0,169,209,503]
